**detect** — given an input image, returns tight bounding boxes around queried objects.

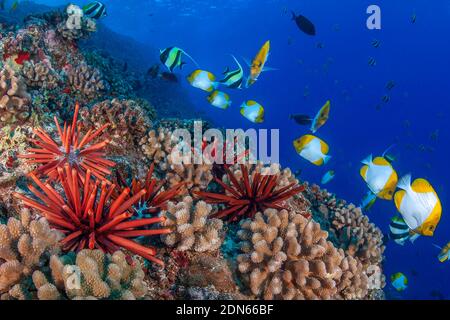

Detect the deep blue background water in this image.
[30,0,450,299]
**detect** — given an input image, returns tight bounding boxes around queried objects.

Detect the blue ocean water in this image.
[30,0,450,299]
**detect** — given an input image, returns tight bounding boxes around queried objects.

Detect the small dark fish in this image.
[291,11,316,36]
[287,37,293,45]
[372,39,381,48]
[382,95,390,103]
[429,129,439,142]
[368,57,376,66]
[375,104,382,111]
[386,80,396,90]
[411,13,417,24]
[316,42,324,49]
[290,114,312,126]
[147,64,160,78]
[123,62,128,72]
[160,72,178,83]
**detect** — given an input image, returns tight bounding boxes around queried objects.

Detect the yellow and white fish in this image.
[433,242,450,263]
[207,90,231,109]
[240,100,264,123]
[293,134,331,166]
[321,170,335,184]
[360,154,398,200]
[246,40,274,87]
[394,174,442,237]
[187,70,218,92]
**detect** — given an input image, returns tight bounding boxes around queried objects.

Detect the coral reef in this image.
[22,61,60,90]
[196,163,305,221]
[0,209,62,299]
[0,63,31,125]
[236,208,369,300]
[33,249,147,300]
[305,185,385,269]
[140,127,214,195]
[67,63,108,101]
[80,98,155,150]
[56,5,97,41]
[14,167,171,266]
[161,196,224,252]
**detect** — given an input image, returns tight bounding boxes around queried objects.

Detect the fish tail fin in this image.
[323,155,332,165]
[361,154,373,165]
[397,174,412,191]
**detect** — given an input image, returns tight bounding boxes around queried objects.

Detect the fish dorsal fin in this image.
[231,55,243,72]
[373,157,390,166]
[180,49,199,67]
[433,243,443,250]
[382,144,396,158]
[411,178,434,193]
[397,174,412,191]
[361,154,373,166]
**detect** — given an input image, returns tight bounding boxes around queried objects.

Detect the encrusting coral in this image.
[32,249,147,300]
[236,208,369,300]
[0,63,31,125]
[161,196,224,252]
[80,99,154,149]
[0,209,62,299]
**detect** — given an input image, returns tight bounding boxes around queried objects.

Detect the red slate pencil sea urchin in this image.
[195,164,305,222]
[19,102,115,183]
[14,165,171,266]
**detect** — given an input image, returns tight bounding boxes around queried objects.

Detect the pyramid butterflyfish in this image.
[293,134,331,166]
[360,154,398,200]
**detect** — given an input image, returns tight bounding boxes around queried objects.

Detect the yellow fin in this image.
[411,178,434,193]
[378,170,398,200]
[394,190,406,211]
[360,165,368,181]
[313,158,324,166]
[373,157,390,166]
[320,140,329,154]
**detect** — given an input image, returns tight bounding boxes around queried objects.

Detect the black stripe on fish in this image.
[221,69,241,83]
[169,50,182,72]
[92,5,106,19]
[160,47,171,64]
[84,2,100,15]
[389,231,409,240]
[390,221,409,230]
[228,77,243,89]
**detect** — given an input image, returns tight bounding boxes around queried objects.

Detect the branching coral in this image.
[67,63,108,100]
[0,63,31,125]
[237,208,369,300]
[305,185,385,269]
[32,249,147,300]
[22,61,60,90]
[19,103,115,182]
[195,164,305,222]
[140,128,214,195]
[14,166,171,266]
[0,209,62,299]
[161,196,224,252]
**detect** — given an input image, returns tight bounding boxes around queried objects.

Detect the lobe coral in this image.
[195,164,305,222]
[19,103,115,183]
[14,166,171,266]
